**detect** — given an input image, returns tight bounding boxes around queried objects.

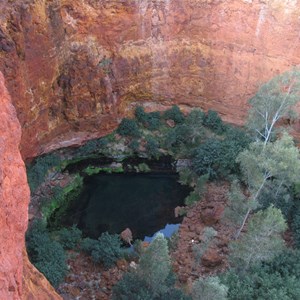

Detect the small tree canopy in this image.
[247,67,300,145]
[229,206,287,271]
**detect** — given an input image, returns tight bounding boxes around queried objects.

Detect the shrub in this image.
[257,180,294,218]
[163,105,185,124]
[26,221,67,287]
[75,137,109,156]
[117,118,140,137]
[193,131,249,179]
[192,276,228,300]
[221,249,300,300]
[203,110,225,134]
[81,232,123,268]
[291,203,300,248]
[145,136,160,158]
[112,234,191,300]
[53,225,82,250]
[128,139,140,153]
[135,106,161,130]
[27,154,61,193]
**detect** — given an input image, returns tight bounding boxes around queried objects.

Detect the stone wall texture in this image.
[0,1,300,296]
[0,0,299,158]
[0,71,61,299]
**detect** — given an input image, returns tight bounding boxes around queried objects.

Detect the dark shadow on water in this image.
[57,173,191,240]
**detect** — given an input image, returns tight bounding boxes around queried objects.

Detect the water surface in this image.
[59,173,190,239]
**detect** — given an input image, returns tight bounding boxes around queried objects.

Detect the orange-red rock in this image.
[0,71,61,299]
[0,0,299,158]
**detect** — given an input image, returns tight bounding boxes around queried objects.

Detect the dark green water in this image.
[58,173,191,239]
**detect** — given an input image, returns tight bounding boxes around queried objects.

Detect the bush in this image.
[221,249,300,300]
[291,203,300,248]
[75,137,109,156]
[26,221,67,287]
[53,225,82,250]
[112,234,191,300]
[27,154,61,193]
[135,106,161,130]
[192,276,228,300]
[128,139,140,153]
[193,131,250,179]
[81,232,123,268]
[257,180,294,218]
[117,118,140,137]
[145,136,160,158]
[163,105,185,124]
[203,110,225,134]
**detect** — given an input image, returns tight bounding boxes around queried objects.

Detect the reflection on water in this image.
[57,173,190,240]
[144,223,180,242]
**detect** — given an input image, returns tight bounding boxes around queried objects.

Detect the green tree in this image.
[26,221,67,287]
[80,232,124,268]
[192,276,228,300]
[247,67,300,146]
[229,206,287,272]
[163,105,185,124]
[222,249,300,300]
[138,233,171,293]
[112,233,191,300]
[203,110,225,134]
[117,118,140,137]
[235,132,300,237]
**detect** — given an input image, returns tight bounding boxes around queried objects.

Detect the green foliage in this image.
[161,109,206,155]
[224,180,258,226]
[43,174,83,223]
[184,174,208,206]
[26,221,67,287]
[163,105,185,124]
[75,137,110,157]
[203,110,225,134]
[145,136,160,158]
[81,232,123,268]
[192,276,228,300]
[83,165,124,175]
[185,191,201,206]
[178,167,198,187]
[112,233,191,300]
[257,180,294,218]
[27,154,61,193]
[237,133,300,195]
[222,249,300,300]
[291,203,300,248]
[229,206,287,271]
[128,139,140,153]
[117,118,140,137]
[247,67,300,144]
[193,137,247,179]
[135,106,161,130]
[136,163,151,173]
[139,233,171,291]
[53,225,82,250]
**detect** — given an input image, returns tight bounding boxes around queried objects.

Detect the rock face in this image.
[0,0,299,158]
[0,72,61,299]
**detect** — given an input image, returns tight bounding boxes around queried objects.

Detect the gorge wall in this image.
[0,0,300,159]
[0,72,60,299]
[0,1,300,297]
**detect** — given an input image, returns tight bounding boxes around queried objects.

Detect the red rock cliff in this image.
[0,0,300,158]
[0,72,61,299]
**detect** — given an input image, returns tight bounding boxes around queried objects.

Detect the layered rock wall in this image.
[1,0,300,158]
[0,72,61,299]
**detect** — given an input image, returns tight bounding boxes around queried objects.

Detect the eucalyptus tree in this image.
[247,67,300,146]
[234,132,300,238]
